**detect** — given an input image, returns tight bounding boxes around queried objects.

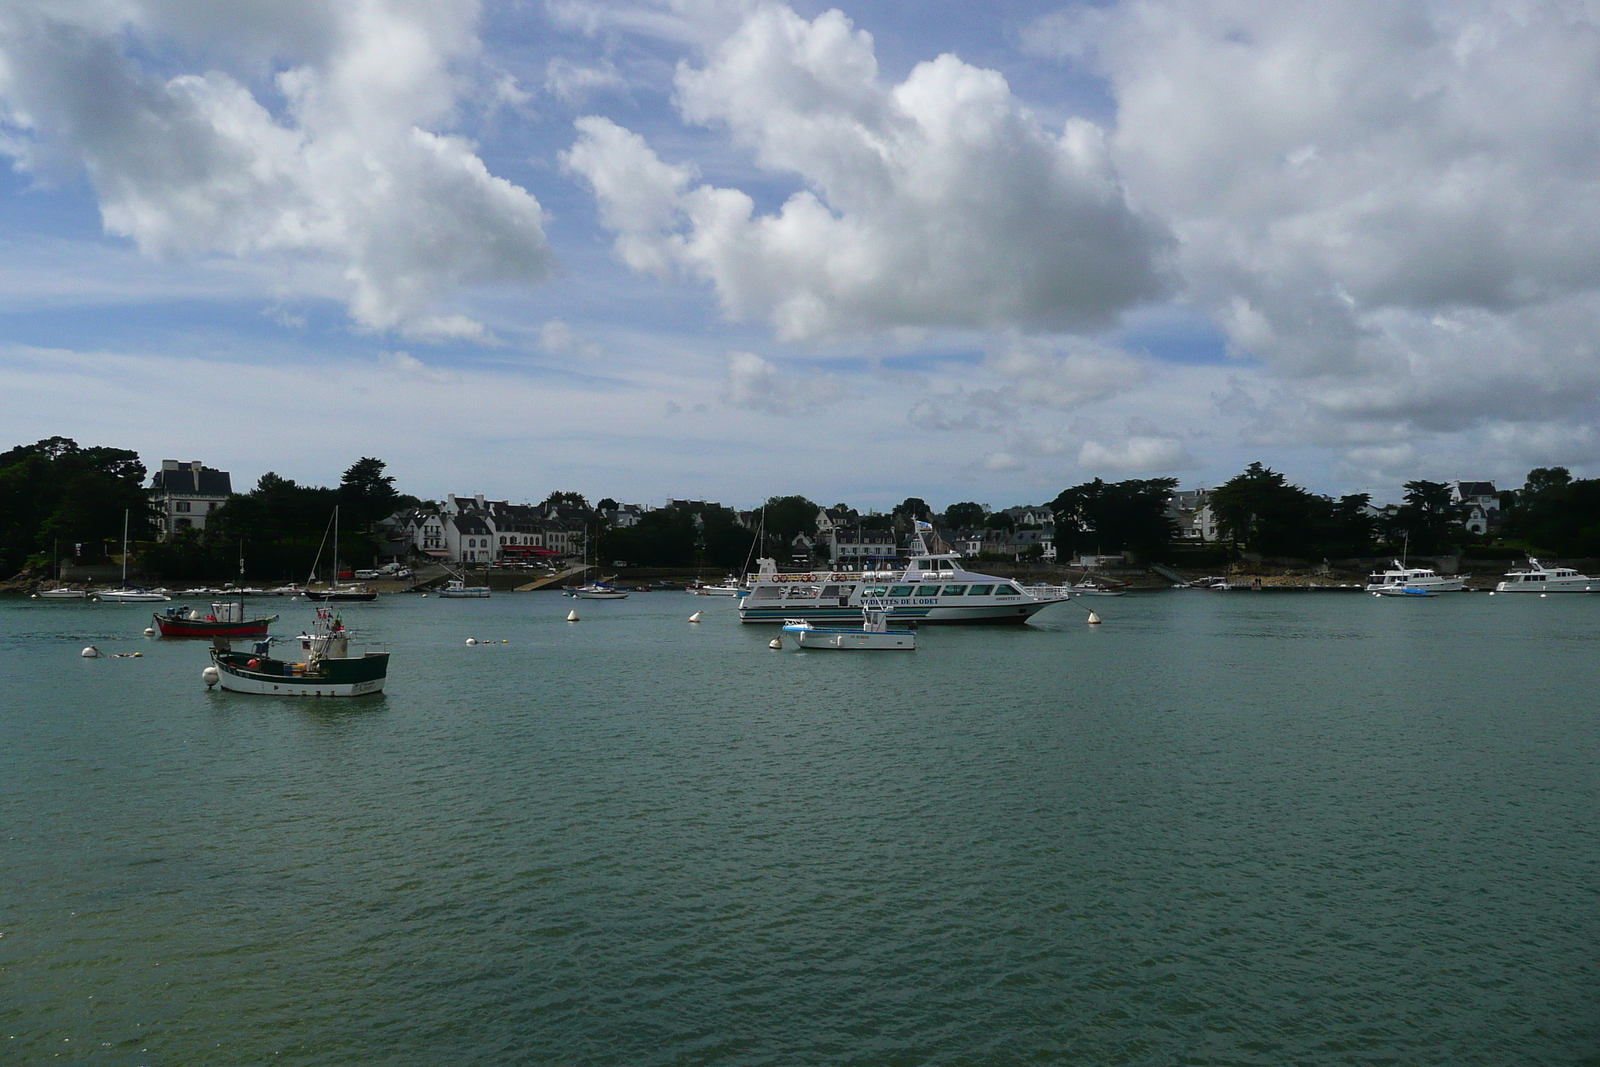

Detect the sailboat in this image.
[303,507,378,601]
[95,511,170,602]
[35,540,87,598]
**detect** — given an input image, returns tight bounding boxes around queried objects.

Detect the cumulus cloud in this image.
[724,350,845,414]
[1077,435,1194,474]
[0,0,554,337]
[1030,0,1600,436]
[564,2,1170,340]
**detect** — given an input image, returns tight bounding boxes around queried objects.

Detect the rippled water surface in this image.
[3,591,1597,1065]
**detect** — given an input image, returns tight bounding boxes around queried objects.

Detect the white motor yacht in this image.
[1364,561,1466,594]
[739,523,1070,625]
[1495,559,1600,593]
[438,578,491,598]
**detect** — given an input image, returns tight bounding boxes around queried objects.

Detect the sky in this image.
[4,0,1600,510]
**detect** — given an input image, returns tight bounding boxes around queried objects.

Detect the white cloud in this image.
[564,2,1170,340]
[982,335,1147,410]
[1033,0,1600,437]
[0,0,555,337]
[981,451,1024,472]
[545,57,628,103]
[1078,435,1194,474]
[723,349,845,414]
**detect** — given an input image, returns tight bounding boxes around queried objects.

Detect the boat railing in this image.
[1021,583,1074,600]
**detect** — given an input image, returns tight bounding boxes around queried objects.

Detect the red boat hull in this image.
[154,615,275,638]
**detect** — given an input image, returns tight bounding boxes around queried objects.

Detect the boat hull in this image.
[210,649,388,697]
[742,599,1060,624]
[785,626,915,650]
[1494,580,1600,592]
[96,590,171,602]
[155,614,276,637]
[35,589,87,599]
[302,590,378,602]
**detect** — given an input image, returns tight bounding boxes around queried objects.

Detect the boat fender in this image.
[202,666,219,687]
[81,645,99,658]
[248,658,260,669]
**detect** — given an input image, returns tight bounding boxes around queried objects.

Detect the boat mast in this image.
[121,509,128,588]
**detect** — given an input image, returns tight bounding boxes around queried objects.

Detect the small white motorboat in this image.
[35,587,87,599]
[781,601,915,650]
[566,582,629,600]
[1373,586,1438,598]
[437,578,491,598]
[95,588,172,602]
[687,581,746,597]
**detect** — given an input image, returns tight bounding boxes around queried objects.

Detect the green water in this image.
[2,591,1596,1065]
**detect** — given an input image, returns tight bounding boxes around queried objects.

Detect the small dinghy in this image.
[781,600,915,650]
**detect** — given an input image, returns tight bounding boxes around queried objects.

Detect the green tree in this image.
[339,457,399,530]
[1050,478,1178,557]
[941,501,986,529]
[1393,480,1461,554]
[0,437,155,576]
[1501,467,1600,556]
[762,495,819,557]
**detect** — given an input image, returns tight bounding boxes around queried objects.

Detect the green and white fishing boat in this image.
[205,606,389,697]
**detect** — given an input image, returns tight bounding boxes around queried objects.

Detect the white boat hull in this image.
[95,590,172,602]
[786,627,915,650]
[569,590,629,599]
[36,589,87,599]
[215,668,386,697]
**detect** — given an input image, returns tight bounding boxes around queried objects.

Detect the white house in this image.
[148,460,232,540]
[1451,481,1499,536]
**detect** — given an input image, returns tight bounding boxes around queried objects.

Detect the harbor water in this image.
[2,591,1596,1064]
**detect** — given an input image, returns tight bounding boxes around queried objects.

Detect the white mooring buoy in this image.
[81,645,100,658]
[567,609,580,622]
[769,637,783,649]
[689,611,703,623]
[466,637,478,645]
[1087,611,1102,625]
[201,665,219,687]
[1541,593,1547,598]
[144,627,155,636]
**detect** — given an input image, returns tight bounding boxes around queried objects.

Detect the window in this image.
[916,585,942,597]
[996,584,1020,596]
[967,584,993,595]
[175,500,191,513]
[942,585,968,595]
[175,517,192,529]
[863,586,888,596]
[889,585,914,597]
[822,585,841,597]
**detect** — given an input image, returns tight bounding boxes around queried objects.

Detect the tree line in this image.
[9,434,1600,581]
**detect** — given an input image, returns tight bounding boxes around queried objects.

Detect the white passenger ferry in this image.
[737,524,1071,625]
[1495,559,1600,593]
[1363,561,1466,594]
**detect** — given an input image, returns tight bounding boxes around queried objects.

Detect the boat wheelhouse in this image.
[738,523,1069,625]
[1495,559,1600,593]
[1363,561,1466,594]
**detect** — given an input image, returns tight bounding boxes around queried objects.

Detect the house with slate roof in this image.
[1451,481,1500,536]
[148,460,233,540]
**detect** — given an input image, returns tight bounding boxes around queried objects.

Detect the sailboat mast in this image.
[121,509,129,588]
[333,506,339,587]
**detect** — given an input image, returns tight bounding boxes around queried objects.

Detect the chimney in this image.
[475,493,485,510]
[190,460,203,473]
[162,459,180,471]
